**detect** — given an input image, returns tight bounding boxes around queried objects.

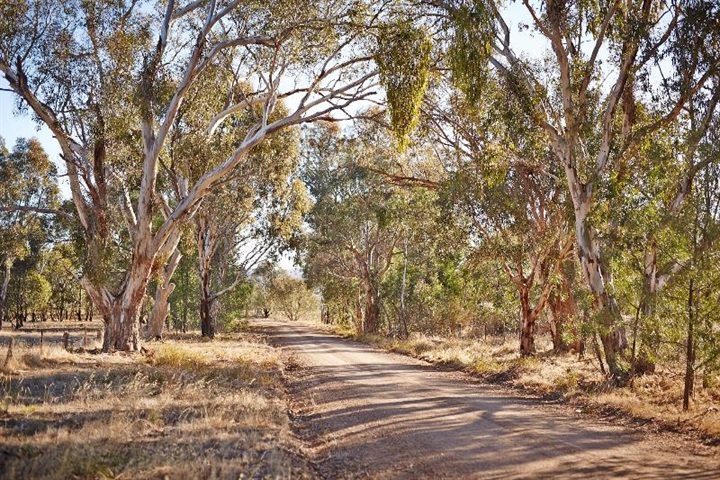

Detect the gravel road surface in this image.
[255,318,720,479]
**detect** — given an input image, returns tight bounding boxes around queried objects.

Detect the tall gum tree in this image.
[195,177,309,338]
[0,0,404,351]
[161,71,308,339]
[302,124,403,334]
[441,0,720,376]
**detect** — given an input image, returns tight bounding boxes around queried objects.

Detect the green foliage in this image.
[168,251,201,332]
[267,275,318,322]
[0,138,69,323]
[302,122,404,332]
[375,22,432,152]
[18,271,52,311]
[217,282,254,329]
[447,1,494,104]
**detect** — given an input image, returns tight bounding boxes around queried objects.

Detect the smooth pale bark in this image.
[571,189,628,374]
[0,258,12,326]
[145,247,182,340]
[83,270,146,351]
[483,0,712,377]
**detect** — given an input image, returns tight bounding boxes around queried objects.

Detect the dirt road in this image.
[255,318,720,479]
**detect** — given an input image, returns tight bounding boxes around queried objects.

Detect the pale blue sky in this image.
[1,77,67,194]
[1,78,61,157]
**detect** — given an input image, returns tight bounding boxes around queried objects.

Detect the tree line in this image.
[1,1,719,403]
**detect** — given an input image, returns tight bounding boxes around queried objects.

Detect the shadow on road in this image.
[258,319,720,479]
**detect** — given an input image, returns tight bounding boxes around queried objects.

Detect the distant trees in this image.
[0,138,60,326]
[267,274,317,322]
[302,123,404,334]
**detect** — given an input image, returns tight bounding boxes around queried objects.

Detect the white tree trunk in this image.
[145,247,182,340]
[0,257,12,326]
[81,237,157,352]
[563,160,627,376]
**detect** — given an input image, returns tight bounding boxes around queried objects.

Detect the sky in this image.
[1,77,61,155]
[1,77,68,194]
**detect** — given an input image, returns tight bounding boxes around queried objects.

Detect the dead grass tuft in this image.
[0,327,312,479]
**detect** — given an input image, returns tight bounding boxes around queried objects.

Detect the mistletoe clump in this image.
[375,22,432,152]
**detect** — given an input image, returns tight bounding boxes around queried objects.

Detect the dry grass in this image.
[329,325,720,442]
[0,327,312,479]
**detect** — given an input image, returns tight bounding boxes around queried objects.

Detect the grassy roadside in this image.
[325,324,720,444]
[0,325,313,479]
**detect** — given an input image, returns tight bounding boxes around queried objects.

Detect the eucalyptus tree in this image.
[6,269,52,326]
[591,85,720,373]
[150,64,308,339]
[421,77,574,355]
[439,0,720,376]
[267,272,318,322]
[195,177,309,337]
[680,161,720,410]
[41,243,85,322]
[302,123,404,334]
[0,137,60,326]
[1,0,421,350]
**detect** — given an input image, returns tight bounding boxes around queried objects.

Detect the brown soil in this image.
[256,318,720,479]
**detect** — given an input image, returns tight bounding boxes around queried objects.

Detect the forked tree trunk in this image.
[538,255,575,354]
[572,192,627,377]
[101,302,141,351]
[82,252,155,352]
